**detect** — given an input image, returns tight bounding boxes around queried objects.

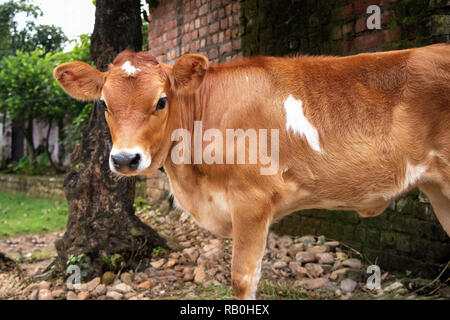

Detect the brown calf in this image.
[54,44,450,299]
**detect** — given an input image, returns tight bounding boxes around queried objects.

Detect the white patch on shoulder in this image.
[284,94,322,154]
[402,161,427,190]
[121,61,141,76]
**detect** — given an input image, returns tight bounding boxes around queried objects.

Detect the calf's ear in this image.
[54,62,105,100]
[171,54,209,94]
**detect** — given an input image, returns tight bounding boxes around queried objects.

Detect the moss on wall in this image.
[391,0,450,48]
[240,0,339,56]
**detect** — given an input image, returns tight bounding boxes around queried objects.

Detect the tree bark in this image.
[55,0,167,275]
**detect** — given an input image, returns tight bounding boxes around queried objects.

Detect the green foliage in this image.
[8,154,54,175]
[102,253,123,269]
[0,34,93,162]
[0,0,67,56]
[67,253,90,279]
[0,192,67,238]
[151,246,167,256]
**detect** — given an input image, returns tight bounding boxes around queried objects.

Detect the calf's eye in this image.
[156,97,167,110]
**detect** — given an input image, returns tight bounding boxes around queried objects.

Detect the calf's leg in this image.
[231,205,271,300]
[420,183,450,237]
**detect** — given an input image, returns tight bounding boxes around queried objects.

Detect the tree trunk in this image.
[55,0,167,275]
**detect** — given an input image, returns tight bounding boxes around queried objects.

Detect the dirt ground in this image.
[0,201,449,300]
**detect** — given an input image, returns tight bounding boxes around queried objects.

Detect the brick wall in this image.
[146,0,450,277]
[148,0,242,64]
[241,0,449,56]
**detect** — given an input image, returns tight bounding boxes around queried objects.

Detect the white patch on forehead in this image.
[121,61,141,76]
[284,94,322,154]
[109,146,151,173]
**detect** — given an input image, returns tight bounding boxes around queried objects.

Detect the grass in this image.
[0,192,67,238]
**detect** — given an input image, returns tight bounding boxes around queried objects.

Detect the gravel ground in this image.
[0,200,449,300]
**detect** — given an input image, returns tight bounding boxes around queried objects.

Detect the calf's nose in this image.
[111,152,141,171]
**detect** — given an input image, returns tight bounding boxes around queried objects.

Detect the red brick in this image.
[219,31,224,42]
[225,29,231,40]
[199,26,208,38]
[219,42,232,55]
[381,28,401,43]
[232,39,241,50]
[339,4,353,20]
[355,17,366,33]
[201,16,208,26]
[211,0,221,10]
[209,21,220,33]
[199,4,208,16]
[220,18,228,30]
[208,48,219,59]
[195,18,201,29]
[218,8,225,18]
[353,32,379,50]
[225,4,232,16]
[354,0,378,15]
[212,33,218,44]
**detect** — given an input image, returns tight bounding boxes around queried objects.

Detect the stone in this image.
[305,263,324,278]
[38,289,53,300]
[66,291,78,300]
[86,277,101,291]
[273,261,287,269]
[165,258,178,268]
[24,283,39,295]
[182,247,199,263]
[295,251,317,263]
[330,268,349,281]
[307,245,330,254]
[325,241,340,248]
[113,283,132,294]
[73,283,87,293]
[94,284,107,296]
[29,289,39,300]
[299,235,316,245]
[106,291,123,300]
[384,281,404,292]
[298,277,329,290]
[278,235,294,248]
[340,278,357,293]
[38,281,51,290]
[194,266,207,283]
[120,273,133,285]
[151,258,166,269]
[77,291,90,300]
[137,280,152,291]
[52,289,65,299]
[289,261,308,276]
[202,247,223,261]
[102,272,115,285]
[316,253,335,264]
[342,258,362,269]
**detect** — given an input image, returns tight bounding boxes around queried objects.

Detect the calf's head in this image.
[54,51,209,176]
